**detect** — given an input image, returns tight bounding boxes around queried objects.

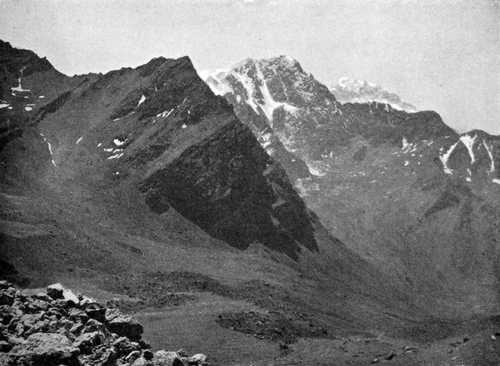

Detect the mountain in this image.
[2,41,499,365]
[0,41,450,365]
[0,41,323,261]
[202,55,500,320]
[331,77,417,112]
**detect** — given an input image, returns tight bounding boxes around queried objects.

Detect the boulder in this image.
[8,332,80,366]
[73,331,104,354]
[143,349,154,360]
[112,336,140,357]
[46,283,64,300]
[132,356,151,366]
[84,302,106,322]
[32,292,52,302]
[82,318,105,333]
[187,353,207,365]
[154,350,184,366]
[70,322,85,335]
[105,308,143,341]
[0,340,12,352]
[125,350,141,362]
[0,289,15,306]
[69,308,89,323]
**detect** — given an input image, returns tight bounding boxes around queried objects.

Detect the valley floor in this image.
[39,273,500,366]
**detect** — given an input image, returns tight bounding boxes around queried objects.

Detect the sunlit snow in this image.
[439,141,459,175]
[11,78,31,93]
[113,138,126,147]
[482,140,495,173]
[137,94,146,107]
[107,152,124,160]
[459,134,477,164]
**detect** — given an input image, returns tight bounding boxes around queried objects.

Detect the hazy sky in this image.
[1,0,498,133]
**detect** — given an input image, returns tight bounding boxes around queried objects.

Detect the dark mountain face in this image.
[0,41,319,261]
[203,56,500,316]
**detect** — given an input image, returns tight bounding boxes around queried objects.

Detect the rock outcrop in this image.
[0,280,208,366]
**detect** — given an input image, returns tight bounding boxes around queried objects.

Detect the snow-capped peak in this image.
[201,57,306,123]
[331,77,417,112]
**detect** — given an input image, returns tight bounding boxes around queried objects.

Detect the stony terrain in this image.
[0,280,207,365]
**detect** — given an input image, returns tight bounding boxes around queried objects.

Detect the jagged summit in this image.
[331,77,417,112]
[1,41,321,260]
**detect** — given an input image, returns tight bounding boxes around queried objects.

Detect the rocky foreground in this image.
[0,281,208,366]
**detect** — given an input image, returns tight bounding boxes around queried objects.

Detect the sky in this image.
[0,0,498,134]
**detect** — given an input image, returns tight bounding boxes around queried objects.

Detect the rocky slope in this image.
[203,56,500,317]
[0,280,208,366]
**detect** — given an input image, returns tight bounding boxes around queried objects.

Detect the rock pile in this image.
[0,280,208,366]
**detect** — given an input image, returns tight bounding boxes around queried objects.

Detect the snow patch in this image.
[466,168,472,182]
[40,133,56,167]
[259,131,273,149]
[255,63,282,121]
[439,141,459,175]
[263,164,274,176]
[305,161,326,177]
[272,197,286,209]
[24,106,33,112]
[113,138,127,147]
[11,77,31,93]
[482,140,495,173]
[459,134,477,164]
[137,94,146,107]
[0,103,9,109]
[205,74,233,96]
[404,160,409,167]
[270,215,280,227]
[401,137,413,153]
[76,136,83,144]
[157,109,174,118]
[231,70,259,113]
[493,178,500,185]
[107,152,124,160]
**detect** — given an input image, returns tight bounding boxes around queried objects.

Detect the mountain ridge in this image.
[202,54,500,319]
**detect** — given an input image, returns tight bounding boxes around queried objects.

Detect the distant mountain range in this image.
[202,55,500,317]
[330,76,417,112]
